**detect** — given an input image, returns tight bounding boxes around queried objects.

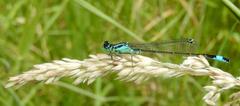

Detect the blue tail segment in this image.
[204,54,230,63]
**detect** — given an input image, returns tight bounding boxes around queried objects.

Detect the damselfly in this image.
[103,38,229,63]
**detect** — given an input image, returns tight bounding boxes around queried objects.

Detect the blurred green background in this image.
[0,0,240,106]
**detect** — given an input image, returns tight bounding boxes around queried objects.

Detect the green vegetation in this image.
[0,0,239,105]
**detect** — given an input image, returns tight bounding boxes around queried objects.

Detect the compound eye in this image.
[103,41,110,48]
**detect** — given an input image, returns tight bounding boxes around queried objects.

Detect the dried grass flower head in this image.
[5,54,240,106]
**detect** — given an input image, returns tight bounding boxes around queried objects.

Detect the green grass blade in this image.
[94,79,103,106]
[74,0,144,42]
[44,0,69,33]
[54,81,105,101]
[22,85,41,105]
[222,0,240,20]
[150,11,184,42]
[6,89,24,106]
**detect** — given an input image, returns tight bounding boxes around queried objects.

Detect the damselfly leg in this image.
[108,51,122,62]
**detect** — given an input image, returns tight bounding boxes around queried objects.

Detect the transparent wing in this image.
[128,38,197,53]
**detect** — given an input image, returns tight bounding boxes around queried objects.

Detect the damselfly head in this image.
[103,41,110,49]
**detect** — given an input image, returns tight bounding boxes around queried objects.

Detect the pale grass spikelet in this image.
[5,54,240,105]
[224,91,240,105]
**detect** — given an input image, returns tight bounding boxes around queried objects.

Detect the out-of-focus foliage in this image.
[0,0,239,106]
